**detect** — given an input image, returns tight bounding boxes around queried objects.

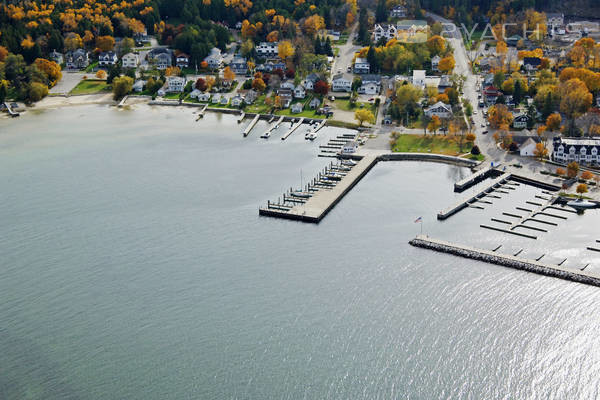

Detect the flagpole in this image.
[420,219,423,235]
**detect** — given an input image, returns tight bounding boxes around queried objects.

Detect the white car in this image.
[473,110,478,115]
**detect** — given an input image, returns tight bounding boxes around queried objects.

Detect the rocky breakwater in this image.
[409,235,600,288]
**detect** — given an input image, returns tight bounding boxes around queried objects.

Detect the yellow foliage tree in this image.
[96,35,115,52]
[223,66,236,81]
[355,108,375,126]
[278,40,295,60]
[34,58,62,87]
[438,55,455,73]
[427,115,442,134]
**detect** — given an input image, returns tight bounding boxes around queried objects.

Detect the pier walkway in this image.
[260,116,284,139]
[242,114,260,137]
[438,173,511,220]
[259,155,378,222]
[3,102,19,117]
[281,118,305,140]
[454,166,497,192]
[409,235,600,288]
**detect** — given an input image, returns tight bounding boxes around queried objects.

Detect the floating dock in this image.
[259,155,378,222]
[242,114,260,137]
[237,111,246,123]
[281,118,305,140]
[438,173,511,220]
[409,235,600,288]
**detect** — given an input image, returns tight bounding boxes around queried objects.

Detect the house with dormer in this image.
[424,101,452,119]
[332,74,352,92]
[373,24,397,42]
[256,42,278,57]
[553,137,600,164]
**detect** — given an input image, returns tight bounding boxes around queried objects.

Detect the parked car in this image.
[482,130,488,134]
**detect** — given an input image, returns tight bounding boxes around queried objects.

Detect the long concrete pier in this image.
[281,118,305,140]
[259,155,378,222]
[454,166,497,192]
[409,235,600,287]
[437,173,511,220]
[242,114,260,137]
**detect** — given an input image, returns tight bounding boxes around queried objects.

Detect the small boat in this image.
[306,132,317,141]
[567,198,597,210]
[290,191,311,199]
[341,159,357,166]
[323,173,343,181]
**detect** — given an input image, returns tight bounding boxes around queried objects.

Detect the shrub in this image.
[471,145,481,155]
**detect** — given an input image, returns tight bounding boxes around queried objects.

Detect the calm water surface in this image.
[1,105,600,399]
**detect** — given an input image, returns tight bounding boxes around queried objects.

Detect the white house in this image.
[431,55,440,72]
[332,74,351,92]
[309,97,321,109]
[291,102,303,113]
[547,13,564,28]
[294,85,306,99]
[231,95,244,107]
[373,24,397,42]
[512,113,530,129]
[176,53,189,68]
[390,5,407,18]
[204,48,222,69]
[166,76,185,92]
[49,50,63,65]
[354,58,370,74]
[256,42,278,57]
[519,138,539,156]
[230,56,247,74]
[132,80,145,92]
[552,137,600,164]
[303,73,320,90]
[99,51,118,66]
[66,49,89,69]
[122,53,139,69]
[424,101,452,118]
[280,81,295,90]
[358,81,380,95]
[412,70,426,88]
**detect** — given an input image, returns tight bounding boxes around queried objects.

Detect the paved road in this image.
[331,23,360,80]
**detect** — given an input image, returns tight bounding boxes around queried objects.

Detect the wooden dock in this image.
[237,111,246,123]
[409,235,600,288]
[259,155,378,222]
[438,173,511,220]
[281,118,305,140]
[242,114,260,137]
[260,116,284,139]
[3,102,19,117]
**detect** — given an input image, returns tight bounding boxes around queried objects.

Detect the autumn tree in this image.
[556,167,566,176]
[28,82,48,102]
[559,78,593,135]
[252,77,266,92]
[112,76,133,100]
[34,58,62,87]
[278,40,294,60]
[0,46,8,62]
[581,170,594,181]
[546,113,562,131]
[427,115,441,134]
[438,55,455,73]
[496,40,508,55]
[533,142,548,161]
[567,161,580,178]
[576,183,588,197]
[303,15,325,37]
[426,35,446,55]
[355,108,375,126]
[488,104,513,129]
[96,70,107,79]
[195,78,207,91]
[165,66,181,76]
[96,36,115,52]
[223,66,236,81]
[64,33,83,51]
[313,80,329,95]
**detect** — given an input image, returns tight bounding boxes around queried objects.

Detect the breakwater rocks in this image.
[409,235,600,288]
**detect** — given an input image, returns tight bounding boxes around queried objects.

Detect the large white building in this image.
[122,53,139,69]
[331,74,351,92]
[166,76,185,92]
[553,137,600,164]
[424,101,452,119]
[373,24,397,42]
[256,42,278,57]
[412,70,426,88]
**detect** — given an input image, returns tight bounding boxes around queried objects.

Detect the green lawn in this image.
[244,94,271,114]
[69,79,109,95]
[391,134,473,156]
[163,92,182,99]
[275,108,325,119]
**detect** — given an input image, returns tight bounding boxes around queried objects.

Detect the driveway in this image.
[49,71,87,94]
